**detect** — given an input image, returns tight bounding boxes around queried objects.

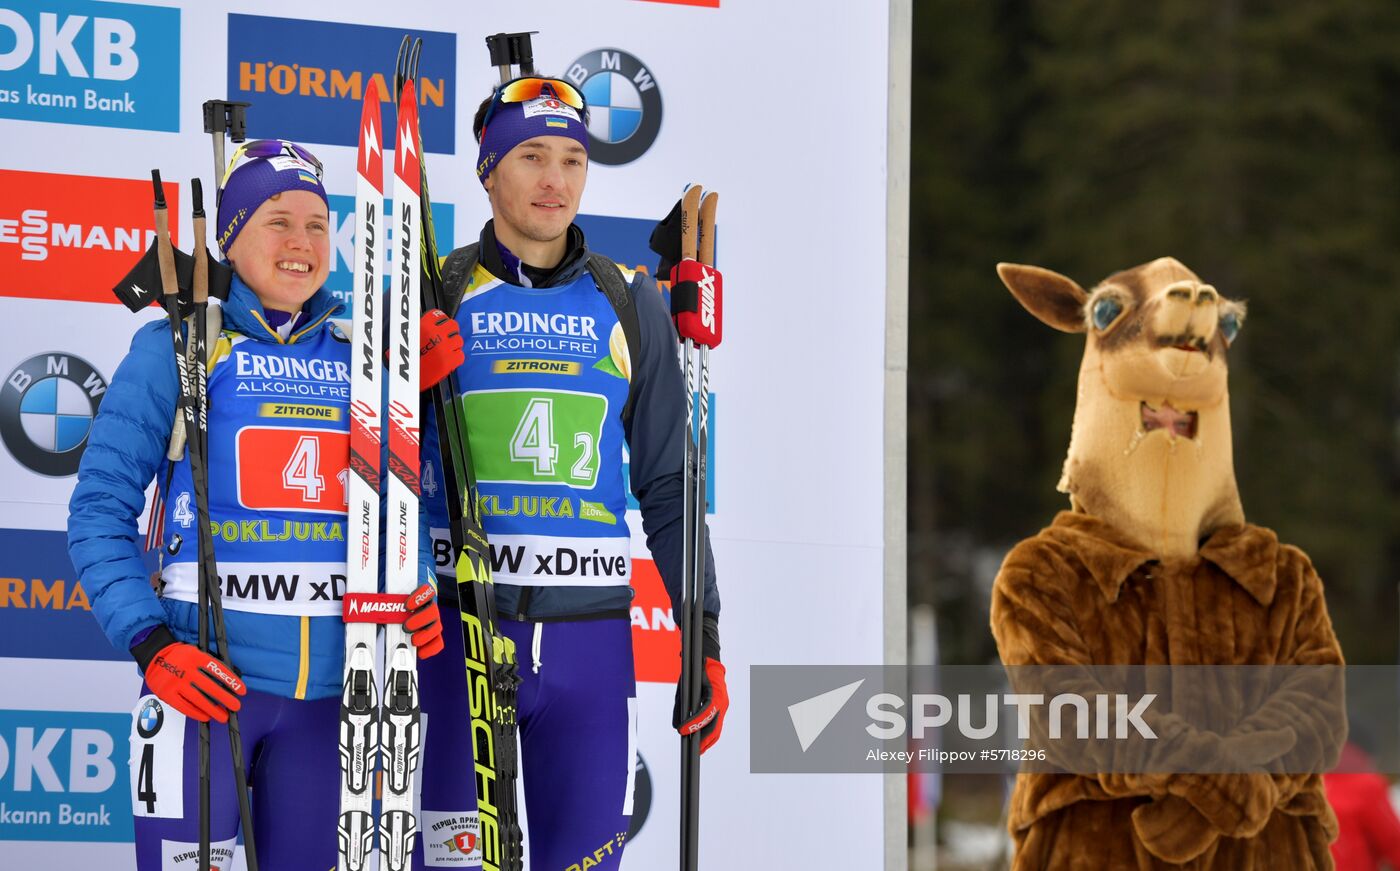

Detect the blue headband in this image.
[476,96,590,185]
[217,154,328,255]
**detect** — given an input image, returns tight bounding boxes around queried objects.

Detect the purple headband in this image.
[217,154,328,255]
[476,96,590,185]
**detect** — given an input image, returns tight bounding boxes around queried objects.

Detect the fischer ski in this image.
[396,35,525,871]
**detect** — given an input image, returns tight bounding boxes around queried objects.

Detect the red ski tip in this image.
[394,80,421,193]
[358,77,385,191]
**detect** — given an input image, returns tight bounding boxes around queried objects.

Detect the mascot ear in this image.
[997,263,1089,334]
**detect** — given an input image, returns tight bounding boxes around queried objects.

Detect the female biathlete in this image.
[67,141,456,870]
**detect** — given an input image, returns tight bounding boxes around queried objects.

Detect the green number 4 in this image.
[510,398,560,474]
[470,389,605,488]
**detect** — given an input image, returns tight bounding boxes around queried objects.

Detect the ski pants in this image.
[418,613,638,870]
[129,679,340,870]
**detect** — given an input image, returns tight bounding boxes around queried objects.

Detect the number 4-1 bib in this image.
[161,326,353,616]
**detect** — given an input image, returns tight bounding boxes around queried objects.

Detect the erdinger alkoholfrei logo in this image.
[565,49,663,165]
[0,352,107,477]
[136,698,164,739]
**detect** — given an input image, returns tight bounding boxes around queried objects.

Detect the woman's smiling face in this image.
[225,190,331,313]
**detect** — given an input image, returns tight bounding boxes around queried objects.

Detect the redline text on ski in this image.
[866,692,1159,741]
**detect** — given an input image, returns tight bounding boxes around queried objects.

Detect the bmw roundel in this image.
[137,697,165,738]
[0,353,108,477]
[565,49,663,166]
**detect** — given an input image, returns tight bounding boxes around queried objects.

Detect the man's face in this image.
[225,190,331,312]
[484,136,588,247]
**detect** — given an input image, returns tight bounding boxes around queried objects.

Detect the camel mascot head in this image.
[998,257,1248,557]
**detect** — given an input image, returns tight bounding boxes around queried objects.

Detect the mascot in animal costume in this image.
[991,257,1346,869]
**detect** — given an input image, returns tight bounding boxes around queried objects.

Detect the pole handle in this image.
[698,192,719,266]
[151,171,179,302]
[680,185,703,262]
[192,179,209,307]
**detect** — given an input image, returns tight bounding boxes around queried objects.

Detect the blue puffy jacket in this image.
[68,277,433,700]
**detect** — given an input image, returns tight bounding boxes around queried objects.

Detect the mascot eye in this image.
[1219,312,1241,344]
[1091,297,1123,331]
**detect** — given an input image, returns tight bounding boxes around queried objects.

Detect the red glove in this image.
[678,658,729,754]
[145,640,246,724]
[404,583,444,659]
[420,308,463,391]
[673,614,728,754]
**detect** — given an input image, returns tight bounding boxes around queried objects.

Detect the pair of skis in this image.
[675,184,721,871]
[337,75,425,871]
[338,38,525,871]
[395,35,526,871]
[150,172,258,871]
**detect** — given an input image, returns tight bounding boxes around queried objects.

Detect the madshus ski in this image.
[337,77,426,871]
[395,35,525,871]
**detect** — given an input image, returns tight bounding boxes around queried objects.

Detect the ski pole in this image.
[191,178,261,871]
[675,184,722,871]
[202,100,249,203]
[150,169,215,871]
[485,31,539,82]
[675,183,703,871]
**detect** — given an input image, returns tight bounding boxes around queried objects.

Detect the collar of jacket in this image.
[220,272,345,344]
[477,220,590,288]
[1045,510,1281,606]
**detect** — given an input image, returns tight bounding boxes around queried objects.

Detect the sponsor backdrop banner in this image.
[0,0,892,868]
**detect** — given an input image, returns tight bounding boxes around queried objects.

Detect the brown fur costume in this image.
[991,258,1345,870]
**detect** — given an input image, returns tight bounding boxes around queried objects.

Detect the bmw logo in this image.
[137,698,164,738]
[626,753,652,838]
[0,353,107,477]
[565,49,663,165]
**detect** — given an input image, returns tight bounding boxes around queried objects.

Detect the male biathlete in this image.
[416,77,728,869]
[67,143,447,870]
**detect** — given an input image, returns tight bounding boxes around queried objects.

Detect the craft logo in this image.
[227,15,456,152]
[325,193,454,308]
[0,709,133,842]
[135,699,162,740]
[1,352,106,477]
[0,0,179,131]
[564,49,663,165]
[0,169,179,303]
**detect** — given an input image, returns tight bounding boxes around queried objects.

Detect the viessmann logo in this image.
[227,15,456,152]
[0,169,179,304]
[0,0,179,131]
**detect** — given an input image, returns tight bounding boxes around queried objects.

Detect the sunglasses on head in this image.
[218,139,324,201]
[481,77,587,132]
